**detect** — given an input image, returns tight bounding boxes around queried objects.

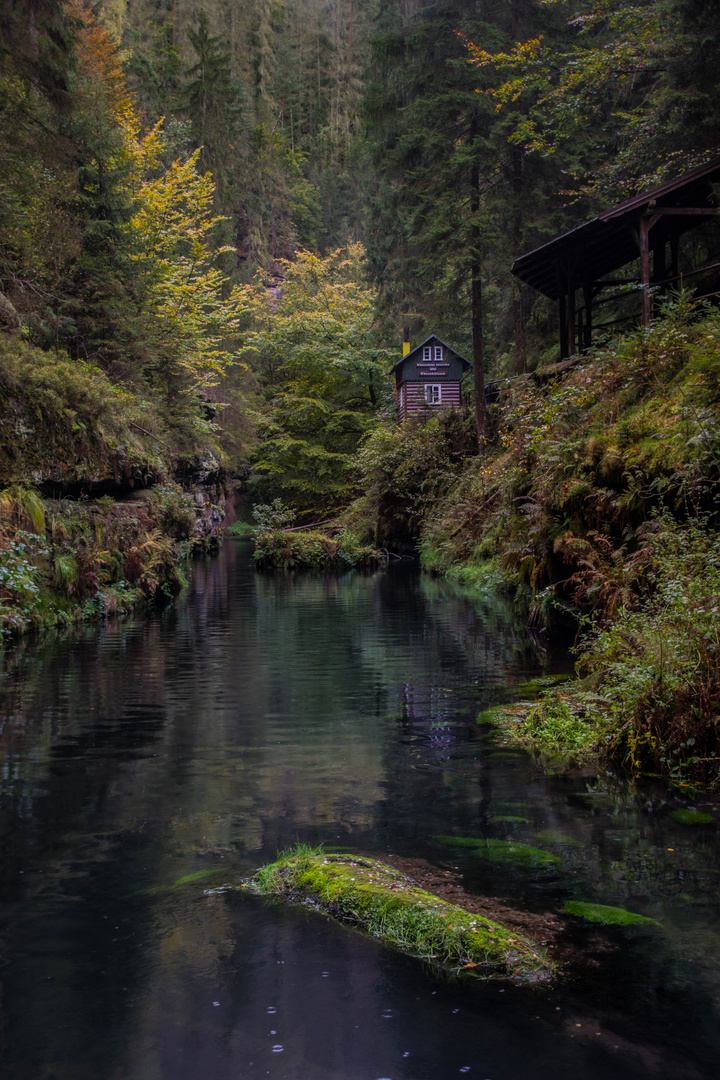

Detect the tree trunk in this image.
[511,148,526,373]
[470,163,485,445]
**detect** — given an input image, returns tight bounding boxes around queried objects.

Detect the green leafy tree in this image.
[239,243,391,516]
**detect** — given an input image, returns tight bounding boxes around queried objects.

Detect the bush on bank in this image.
[253,528,383,570]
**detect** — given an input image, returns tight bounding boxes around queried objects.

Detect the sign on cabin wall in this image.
[417,362,450,377]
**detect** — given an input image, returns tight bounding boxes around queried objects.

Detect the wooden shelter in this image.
[512,159,720,359]
[393,334,471,420]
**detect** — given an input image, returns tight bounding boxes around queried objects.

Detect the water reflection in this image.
[0,540,718,1079]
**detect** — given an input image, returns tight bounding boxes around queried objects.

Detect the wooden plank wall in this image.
[400,382,462,419]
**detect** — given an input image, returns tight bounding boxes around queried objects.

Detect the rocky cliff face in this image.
[0,338,229,637]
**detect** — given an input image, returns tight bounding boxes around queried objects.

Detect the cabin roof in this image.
[391,334,472,372]
[512,157,720,300]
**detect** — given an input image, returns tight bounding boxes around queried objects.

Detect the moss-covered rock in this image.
[247,846,553,982]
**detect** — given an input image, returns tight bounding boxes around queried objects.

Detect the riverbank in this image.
[0,339,227,638]
[347,303,720,789]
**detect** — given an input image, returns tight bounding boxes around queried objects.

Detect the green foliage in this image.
[227,520,255,537]
[353,409,474,547]
[467,0,720,201]
[671,808,714,826]
[421,308,720,608]
[523,694,599,756]
[0,337,167,490]
[241,245,391,517]
[0,531,48,632]
[252,499,296,532]
[577,513,720,787]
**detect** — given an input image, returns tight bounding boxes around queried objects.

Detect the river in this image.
[0,538,719,1079]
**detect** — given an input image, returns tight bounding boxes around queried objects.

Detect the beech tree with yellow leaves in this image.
[127,143,246,401]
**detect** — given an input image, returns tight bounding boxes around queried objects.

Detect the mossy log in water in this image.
[248,847,553,982]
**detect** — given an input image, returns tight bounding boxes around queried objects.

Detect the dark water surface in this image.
[1,539,719,1080]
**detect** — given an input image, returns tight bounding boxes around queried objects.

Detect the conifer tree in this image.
[364,0,509,440]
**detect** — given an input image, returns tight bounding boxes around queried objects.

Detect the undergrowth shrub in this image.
[577,514,720,787]
[0,482,210,637]
[352,409,475,548]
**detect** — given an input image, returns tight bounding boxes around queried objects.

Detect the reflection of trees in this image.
[11,544,720,1075]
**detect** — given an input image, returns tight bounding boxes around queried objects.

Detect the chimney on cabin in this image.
[402,327,410,357]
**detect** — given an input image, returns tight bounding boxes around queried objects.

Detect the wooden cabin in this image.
[393,334,471,421]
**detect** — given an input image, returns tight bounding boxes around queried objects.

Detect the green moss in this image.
[125,868,227,899]
[248,846,553,982]
[564,900,660,927]
[671,808,714,826]
[432,835,559,868]
[477,705,519,726]
[493,815,530,824]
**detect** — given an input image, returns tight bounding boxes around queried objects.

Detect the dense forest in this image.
[2,0,720,786]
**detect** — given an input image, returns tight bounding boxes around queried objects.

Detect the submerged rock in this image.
[670,808,714,826]
[564,901,660,927]
[246,847,554,983]
[433,835,560,868]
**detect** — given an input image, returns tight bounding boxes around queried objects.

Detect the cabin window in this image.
[425,384,441,405]
[434,346,443,360]
[422,346,432,360]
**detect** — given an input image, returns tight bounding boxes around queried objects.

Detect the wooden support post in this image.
[640,216,651,326]
[568,274,576,354]
[671,235,680,285]
[556,262,569,360]
[558,291,568,360]
[583,282,593,351]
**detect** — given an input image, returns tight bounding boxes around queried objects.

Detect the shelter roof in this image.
[512,158,720,300]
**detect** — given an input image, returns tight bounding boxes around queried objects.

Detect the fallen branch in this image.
[128,421,173,451]
[280,517,341,533]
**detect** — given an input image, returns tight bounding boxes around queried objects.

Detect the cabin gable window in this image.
[434,346,443,360]
[422,346,432,360]
[425,384,441,405]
